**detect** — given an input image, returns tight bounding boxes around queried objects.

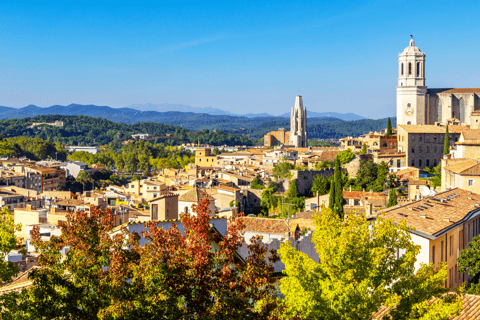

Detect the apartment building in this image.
[24,166,66,192]
[441,158,480,193]
[381,188,480,289]
[195,148,218,168]
[397,124,467,169]
[124,178,167,201]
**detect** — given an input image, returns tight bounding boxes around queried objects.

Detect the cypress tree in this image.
[334,158,344,220]
[443,125,450,155]
[386,118,392,136]
[328,177,335,210]
[387,189,398,208]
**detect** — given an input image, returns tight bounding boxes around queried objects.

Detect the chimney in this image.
[367,203,373,215]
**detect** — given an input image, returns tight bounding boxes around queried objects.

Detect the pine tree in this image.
[387,189,398,208]
[334,158,344,220]
[443,125,450,155]
[386,118,392,136]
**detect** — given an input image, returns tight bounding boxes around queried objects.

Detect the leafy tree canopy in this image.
[278,208,462,319]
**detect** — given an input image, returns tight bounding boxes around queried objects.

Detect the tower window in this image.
[401,63,404,75]
[409,63,412,75]
[416,62,420,77]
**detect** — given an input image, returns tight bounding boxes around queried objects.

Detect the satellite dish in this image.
[420,186,431,197]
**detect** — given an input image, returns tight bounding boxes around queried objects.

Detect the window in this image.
[419,136,423,142]
[390,160,393,166]
[426,159,430,167]
[409,63,412,75]
[441,241,444,261]
[411,160,415,166]
[411,135,415,141]
[432,245,435,264]
[419,159,422,167]
[411,148,415,153]
[469,179,474,187]
[401,63,404,75]
[419,146,422,153]
[434,136,437,142]
[397,159,401,167]
[416,62,420,77]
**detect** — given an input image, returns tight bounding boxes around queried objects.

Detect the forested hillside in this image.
[0,115,256,147]
[308,118,397,139]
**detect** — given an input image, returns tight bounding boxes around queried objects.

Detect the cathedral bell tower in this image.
[289,95,307,148]
[396,37,427,125]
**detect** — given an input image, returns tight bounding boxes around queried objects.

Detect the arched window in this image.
[407,121,411,125]
[401,63,404,75]
[409,63,412,75]
[373,142,378,146]
[419,159,422,167]
[383,142,388,147]
[437,98,442,122]
[407,103,411,109]
[460,99,466,123]
[416,62,420,77]
[426,159,430,167]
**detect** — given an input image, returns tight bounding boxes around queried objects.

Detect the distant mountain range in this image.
[0,103,368,123]
[126,103,366,120]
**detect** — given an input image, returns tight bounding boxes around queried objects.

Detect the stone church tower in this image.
[396,37,427,125]
[289,95,307,147]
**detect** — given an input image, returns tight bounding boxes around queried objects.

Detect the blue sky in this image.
[0,0,479,118]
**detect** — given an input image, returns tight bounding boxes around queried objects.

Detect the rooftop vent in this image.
[443,217,452,223]
[419,213,427,219]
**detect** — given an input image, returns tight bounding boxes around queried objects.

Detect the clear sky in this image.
[1,0,480,118]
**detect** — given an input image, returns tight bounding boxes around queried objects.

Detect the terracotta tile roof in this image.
[444,159,480,176]
[315,150,340,162]
[440,88,480,94]
[409,180,427,185]
[381,188,480,238]
[373,294,480,319]
[148,193,179,202]
[216,185,241,192]
[398,124,471,133]
[237,217,288,234]
[0,266,41,294]
[55,199,86,206]
[393,167,420,176]
[178,188,215,202]
[342,191,383,199]
[460,131,480,142]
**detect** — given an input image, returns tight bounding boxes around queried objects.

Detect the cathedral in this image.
[396,37,480,126]
[263,95,308,147]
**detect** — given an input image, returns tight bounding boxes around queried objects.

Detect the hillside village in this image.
[3,39,480,317]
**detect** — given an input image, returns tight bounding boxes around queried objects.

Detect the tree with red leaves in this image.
[0,199,279,319]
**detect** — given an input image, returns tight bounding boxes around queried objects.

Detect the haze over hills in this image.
[0,103,369,123]
[126,103,366,120]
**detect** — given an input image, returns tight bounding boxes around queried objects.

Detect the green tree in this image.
[334,158,344,219]
[251,177,264,190]
[444,125,450,155]
[328,179,335,210]
[1,201,279,319]
[273,157,294,180]
[311,174,329,196]
[360,143,367,154]
[278,208,462,320]
[0,208,24,283]
[131,174,141,181]
[458,235,480,294]
[336,149,354,165]
[286,179,299,199]
[76,170,92,193]
[387,189,398,207]
[386,117,392,136]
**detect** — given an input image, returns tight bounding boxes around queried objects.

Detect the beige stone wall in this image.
[14,209,41,238]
